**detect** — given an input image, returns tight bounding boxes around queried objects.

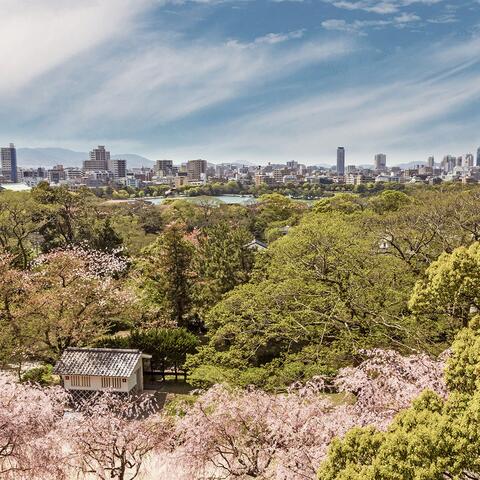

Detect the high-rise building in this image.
[286,160,299,171]
[155,159,174,176]
[273,169,285,183]
[110,159,127,179]
[477,147,480,167]
[442,155,456,173]
[336,147,345,176]
[427,156,435,168]
[466,153,474,167]
[187,159,207,181]
[83,145,110,171]
[374,153,387,171]
[1,143,18,183]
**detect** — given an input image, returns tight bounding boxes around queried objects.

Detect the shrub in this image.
[21,364,58,386]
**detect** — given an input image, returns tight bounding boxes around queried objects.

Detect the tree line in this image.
[3,183,480,388]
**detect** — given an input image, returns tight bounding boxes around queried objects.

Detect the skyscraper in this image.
[336,147,345,176]
[155,159,174,176]
[476,147,480,167]
[83,145,110,171]
[187,159,207,181]
[1,143,18,183]
[110,159,127,179]
[374,153,387,171]
[427,156,435,168]
[466,153,474,167]
[286,160,299,171]
[442,155,456,173]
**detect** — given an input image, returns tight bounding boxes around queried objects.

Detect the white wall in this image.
[63,374,132,392]
[128,357,144,392]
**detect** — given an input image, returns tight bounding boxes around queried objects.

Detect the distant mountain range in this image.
[16,148,154,169]
[15,148,430,170]
[396,161,427,169]
[112,154,155,168]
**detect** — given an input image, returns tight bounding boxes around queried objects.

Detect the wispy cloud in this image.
[0,2,352,142]
[0,0,149,96]
[253,30,306,45]
[2,0,480,164]
[325,0,443,15]
[67,36,352,129]
[322,11,420,34]
[159,34,480,164]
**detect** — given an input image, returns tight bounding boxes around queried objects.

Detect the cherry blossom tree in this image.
[171,349,446,480]
[67,393,168,480]
[32,244,129,279]
[0,348,447,480]
[172,385,358,479]
[333,348,448,428]
[0,247,134,365]
[0,255,34,377]
[0,372,68,479]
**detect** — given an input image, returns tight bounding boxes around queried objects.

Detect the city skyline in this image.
[2,1,480,164]
[3,140,480,197]
[5,143,480,169]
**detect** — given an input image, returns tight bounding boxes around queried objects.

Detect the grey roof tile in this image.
[53,348,142,377]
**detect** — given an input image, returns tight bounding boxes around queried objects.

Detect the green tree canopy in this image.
[134,224,195,328]
[187,211,417,389]
[96,328,198,371]
[194,221,254,315]
[367,190,411,214]
[318,317,480,480]
[409,242,480,330]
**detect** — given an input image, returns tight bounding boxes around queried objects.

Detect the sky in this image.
[1,0,480,165]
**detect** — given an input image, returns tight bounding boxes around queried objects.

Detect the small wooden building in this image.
[54,347,151,395]
[245,239,267,251]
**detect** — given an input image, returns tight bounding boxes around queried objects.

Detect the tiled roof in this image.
[245,239,267,249]
[53,348,142,377]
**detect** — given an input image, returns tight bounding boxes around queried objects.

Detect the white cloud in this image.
[321,13,418,34]
[156,35,480,164]
[253,30,306,45]
[0,0,149,96]
[1,0,478,164]
[426,13,458,24]
[62,37,352,130]
[394,12,420,22]
[325,0,443,14]
[226,29,306,48]
[330,1,400,14]
[0,2,353,140]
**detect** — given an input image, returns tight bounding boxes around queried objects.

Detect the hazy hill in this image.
[111,154,154,168]
[17,148,87,168]
[17,148,153,169]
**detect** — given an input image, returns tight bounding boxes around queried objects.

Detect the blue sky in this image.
[2,0,480,165]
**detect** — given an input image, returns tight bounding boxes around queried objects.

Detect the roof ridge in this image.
[54,348,144,377]
[64,347,141,354]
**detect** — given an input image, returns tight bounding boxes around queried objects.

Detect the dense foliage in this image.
[187,187,480,389]
[2,184,480,386]
[96,328,198,371]
[3,184,480,478]
[318,317,480,480]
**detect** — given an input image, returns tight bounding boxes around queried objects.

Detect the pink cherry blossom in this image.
[0,372,68,479]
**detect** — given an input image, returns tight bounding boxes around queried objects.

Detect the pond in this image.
[147,195,258,206]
